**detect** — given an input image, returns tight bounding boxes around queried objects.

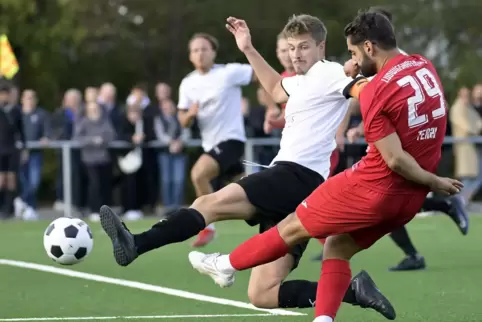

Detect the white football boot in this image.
[188,251,235,288]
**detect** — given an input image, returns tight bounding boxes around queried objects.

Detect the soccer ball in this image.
[43,217,93,265]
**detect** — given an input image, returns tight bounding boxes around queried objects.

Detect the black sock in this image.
[134,208,206,255]
[389,226,418,257]
[422,197,451,214]
[278,280,356,308]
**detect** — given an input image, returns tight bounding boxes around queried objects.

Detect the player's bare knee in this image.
[277,213,310,246]
[190,167,207,186]
[247,285,278,309]
[323,234,361,260]
[191,194,218,224]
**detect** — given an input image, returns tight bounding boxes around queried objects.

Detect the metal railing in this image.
[22,135,482,217]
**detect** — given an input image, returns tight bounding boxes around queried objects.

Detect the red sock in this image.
[229,226,290,271]
[315,259,352,319]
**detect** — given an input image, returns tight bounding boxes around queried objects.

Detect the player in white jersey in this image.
[98,14,393,318]
[177,33,254,247]
[337,7,469,272]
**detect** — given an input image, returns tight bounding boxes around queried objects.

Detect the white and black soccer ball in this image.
[43,217,93,265]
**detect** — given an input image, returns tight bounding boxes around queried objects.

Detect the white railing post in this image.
[244,139,255,175]
[61,143,72,218]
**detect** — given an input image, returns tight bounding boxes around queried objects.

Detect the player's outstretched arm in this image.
[226,17,287,104]
[374,132,462,195]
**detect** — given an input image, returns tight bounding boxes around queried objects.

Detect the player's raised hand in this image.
[430,176,464,196]
[226,17,253,53]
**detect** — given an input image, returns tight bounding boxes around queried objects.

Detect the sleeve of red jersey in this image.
[360,89,397,143]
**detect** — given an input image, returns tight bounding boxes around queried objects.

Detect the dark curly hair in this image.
[344,11,397,50]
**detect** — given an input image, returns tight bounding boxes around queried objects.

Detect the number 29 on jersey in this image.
[397,67,446,129]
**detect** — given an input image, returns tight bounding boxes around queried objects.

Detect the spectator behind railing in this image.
[450,86,482,203]
[0,82,25,220]
[16,89,50,220]
[128,83,158,212]
[51,89,87,214]
[98,82,122,132]
[117,103,155,221]
[9,85,19,108]
[84,86,99,104]
[74,101,116,221]
[154,99,187,213]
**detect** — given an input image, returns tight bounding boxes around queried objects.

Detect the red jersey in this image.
[348,54,447,194]
[280,70,296,109]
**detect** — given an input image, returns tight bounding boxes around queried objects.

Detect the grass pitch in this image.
[1,215,481,321]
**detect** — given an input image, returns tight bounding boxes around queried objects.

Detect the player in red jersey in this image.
[189,11,463,321]
[340,6,469,272]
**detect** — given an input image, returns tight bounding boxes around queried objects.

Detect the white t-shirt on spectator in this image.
[271,60,352,179]
[178,63,252,152]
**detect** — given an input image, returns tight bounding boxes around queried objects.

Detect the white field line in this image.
[0,259,305,317]
[0,314,279,321]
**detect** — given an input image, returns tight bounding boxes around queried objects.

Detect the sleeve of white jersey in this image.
[280,76,300,96]
[177,80,190,110]
[327,63,358,97]
[225,63,253,87]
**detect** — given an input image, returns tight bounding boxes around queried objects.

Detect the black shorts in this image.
[237,161,324,270]
[0,152,19,173]
[206,140,245,178]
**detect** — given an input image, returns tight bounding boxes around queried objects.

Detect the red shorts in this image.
[298,172,426,249]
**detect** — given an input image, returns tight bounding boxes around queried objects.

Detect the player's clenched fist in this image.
[429,177,464,196]
[344,59,360,78]
[226,17,253,53]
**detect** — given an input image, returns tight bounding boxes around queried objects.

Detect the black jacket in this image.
[0,104,25,154]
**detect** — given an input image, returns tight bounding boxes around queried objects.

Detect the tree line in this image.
[1,0,481,109]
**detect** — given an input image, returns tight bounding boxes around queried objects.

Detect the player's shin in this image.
[225,226,290,272]
[134,208,206,254]
[315,259,352,319]
[389,226,418,257]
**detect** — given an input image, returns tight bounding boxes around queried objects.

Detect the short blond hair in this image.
[282,14,327,44]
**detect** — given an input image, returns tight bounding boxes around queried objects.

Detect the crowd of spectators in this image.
[1,80,482,221]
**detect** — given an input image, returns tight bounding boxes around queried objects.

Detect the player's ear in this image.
[318,40,326,54]
[364,41,373,57]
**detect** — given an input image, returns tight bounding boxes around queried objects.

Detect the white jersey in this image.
[178,64,253,152]
[271,60,353,179]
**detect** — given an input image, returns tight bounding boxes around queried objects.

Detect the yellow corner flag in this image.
[0,34,19,79]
